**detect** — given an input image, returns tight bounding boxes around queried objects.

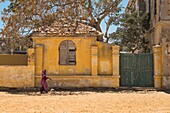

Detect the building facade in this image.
[0,18,165,88]
[126,0,150,14]
[127,0,170,88]
[31,20,120,88]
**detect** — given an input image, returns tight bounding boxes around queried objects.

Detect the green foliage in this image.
[109,11,150,53]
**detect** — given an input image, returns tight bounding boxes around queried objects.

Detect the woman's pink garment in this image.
[41,76,49,91]
[40,70,49,92]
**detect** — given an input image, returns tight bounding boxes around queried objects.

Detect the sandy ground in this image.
[0,88,170,113]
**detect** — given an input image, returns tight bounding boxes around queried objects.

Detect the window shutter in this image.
[68,41,76,50]
[59,41,67,65]
[68,41,76,65]
[59,40,76,65]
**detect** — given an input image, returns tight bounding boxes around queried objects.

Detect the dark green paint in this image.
[120,53,154,87]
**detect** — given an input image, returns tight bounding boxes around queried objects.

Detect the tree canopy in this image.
[109,11,150,53]
[0,0,122,53]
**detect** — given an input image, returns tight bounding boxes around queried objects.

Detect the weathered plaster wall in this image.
[162,76,170,89]
[35,76,119,88]
[148,22,170,89]
[33,37,115,76]
[150,0,170,28]
[161,27,170,89]
[0,66,34,87]
[160,0,170,20]
[32,37,120,87]
[153,46,162,88]
[27,49,34,66]
[33,37,96,75]
[96,42,112,75]
[162,27,170,76]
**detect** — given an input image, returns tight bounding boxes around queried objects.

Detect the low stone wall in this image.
[36,76,119,88]
[162,76,170,89]
[0,66,34,87]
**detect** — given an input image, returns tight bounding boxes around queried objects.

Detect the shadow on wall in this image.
[0,54,28,65]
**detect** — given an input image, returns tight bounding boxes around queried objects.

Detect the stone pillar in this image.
[27,48,35,87]
[35,44,44,86]
[112,46,120,87]
[154,25,162,45]
[91,46,98,76]
[153,46,162,88]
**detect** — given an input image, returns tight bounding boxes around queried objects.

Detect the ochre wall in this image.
[32,37,120,87]
[33,37,95,75]
[27,49,34,66]
[33,37,114,76]
[96,42,112,75]
[35,76,119,88]
[0,66,34,87]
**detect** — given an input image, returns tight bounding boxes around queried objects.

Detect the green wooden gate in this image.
[120,53,154,87]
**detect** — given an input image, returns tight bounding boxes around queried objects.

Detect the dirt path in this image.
[0,89,170,113]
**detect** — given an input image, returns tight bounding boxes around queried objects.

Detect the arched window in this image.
[59,40,76,65]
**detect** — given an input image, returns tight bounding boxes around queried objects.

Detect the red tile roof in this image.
[33,19,102,37]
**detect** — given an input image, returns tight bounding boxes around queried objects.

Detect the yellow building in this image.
[31,19,120,88]
[0,18,167,89]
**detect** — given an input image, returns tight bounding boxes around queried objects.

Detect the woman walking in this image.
[40,69,51,93]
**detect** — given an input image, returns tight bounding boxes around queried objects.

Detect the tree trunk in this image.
[106,38,109,43]
[95,24,103,42]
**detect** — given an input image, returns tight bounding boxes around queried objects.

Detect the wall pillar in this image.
[112,46,120,87]
[27,48,34,66]
[153,46,162,88]
[27,48,35,87]
[35,44,44,87]
[91,46,98,76]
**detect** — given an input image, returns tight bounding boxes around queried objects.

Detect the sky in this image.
[0,0,128,33]
[100,0,129,34]
[0,1,10,29]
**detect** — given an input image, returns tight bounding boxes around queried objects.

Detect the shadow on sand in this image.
[0,87,170,96]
